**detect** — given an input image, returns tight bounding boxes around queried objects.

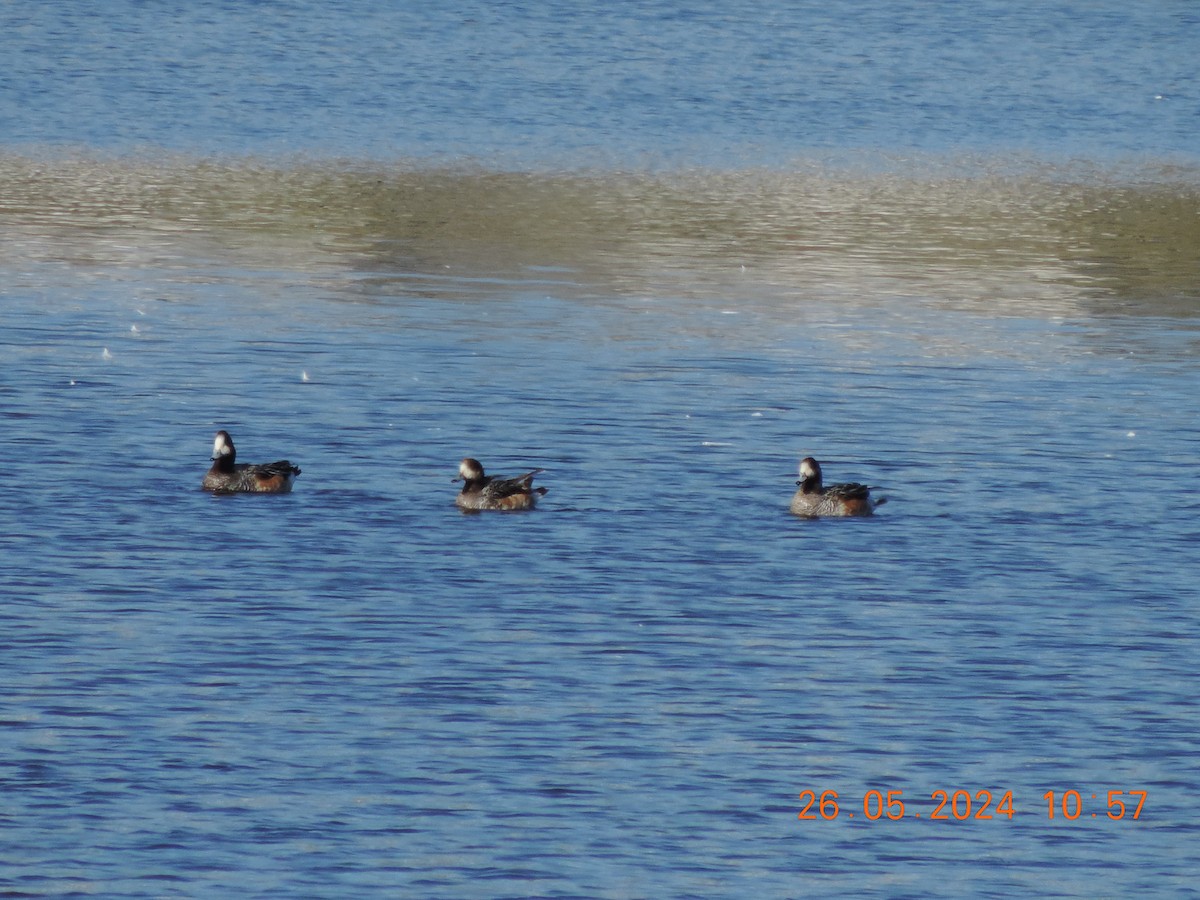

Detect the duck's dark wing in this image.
[259,460,301,477]
[825,481,871,501]
[485,469,544,498]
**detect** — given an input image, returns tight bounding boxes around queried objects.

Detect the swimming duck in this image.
[454,457,547,511]
[790,456,882,517]
[201,430,301,493]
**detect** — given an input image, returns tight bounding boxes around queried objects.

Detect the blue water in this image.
[3,0,1198,164]
[3,2,1200,897]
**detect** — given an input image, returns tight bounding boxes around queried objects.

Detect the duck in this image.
[790,456,882,517]
[454,457,547,511]
[201,430,301,493]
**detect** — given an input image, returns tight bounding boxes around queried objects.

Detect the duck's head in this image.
[212,430,236,463]
[455,457,485,482]
[797,456,822,489]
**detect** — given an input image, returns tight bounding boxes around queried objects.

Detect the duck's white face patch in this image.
[213,434,233,457]
[800,459,817,478]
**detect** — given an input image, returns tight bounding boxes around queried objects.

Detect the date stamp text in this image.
[798,789,1147,822]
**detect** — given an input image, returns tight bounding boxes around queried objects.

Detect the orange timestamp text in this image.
[798,789,1147,822]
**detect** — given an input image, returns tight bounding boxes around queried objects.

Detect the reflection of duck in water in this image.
[789,457,882,517]
[454,457,547,511]
[202,430,301,493]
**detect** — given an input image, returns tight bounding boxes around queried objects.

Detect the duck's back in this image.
[790,481,874,517]
[203,460,300,493]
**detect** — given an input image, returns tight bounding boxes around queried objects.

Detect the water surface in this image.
[2,1,1199,896]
